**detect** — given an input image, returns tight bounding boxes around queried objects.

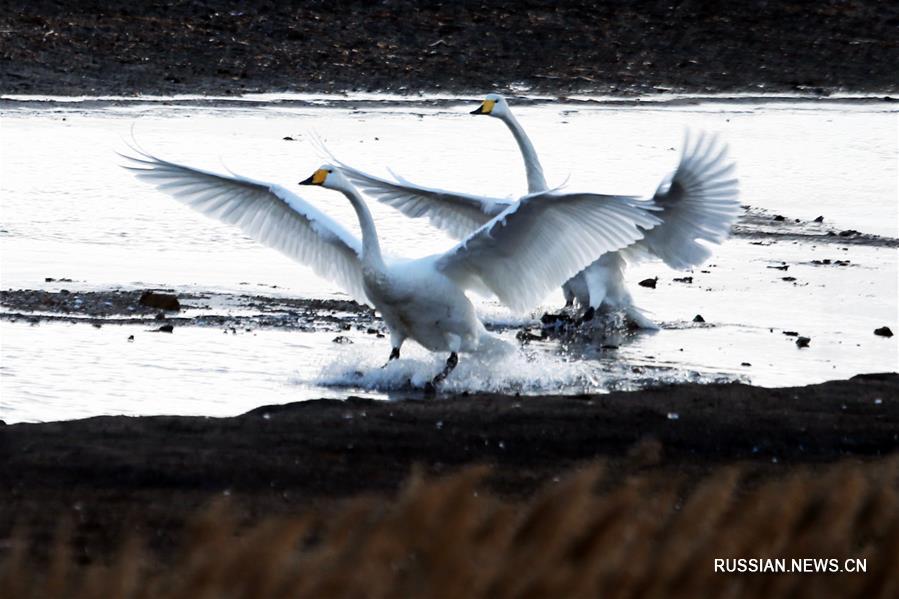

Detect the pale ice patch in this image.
[312,343,603,395]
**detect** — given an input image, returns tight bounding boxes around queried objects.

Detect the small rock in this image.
[638,277,658,289]
[673,276,693,283]
[741,362,752,367]
[874,326,894,338]
[516,329,542,342]
[783,331,799,336]
[366,327,379,335]
[45,277,55,282]
[767,264,789,271]
[92,323,102,329]
[541,312,572,326]
[813,215,824,222]
[796,336,811,348]
[127,335,135,342]
[157,324,174,333]
[692,314,705,323]
[782,276,796,282]
[772,215,785,221]
[283,136,295,141]
[139,291,180,311]
[332,335,352,344]
[838,229,859,237]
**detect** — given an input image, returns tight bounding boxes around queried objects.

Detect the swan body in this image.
[123,149,662,384]
[361,254,487,354]
[329,94,740,330]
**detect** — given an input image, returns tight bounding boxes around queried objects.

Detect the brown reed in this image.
[1,458,897,599]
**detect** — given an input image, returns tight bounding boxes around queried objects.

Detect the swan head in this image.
[299,165,353,192]
[471,93,509,118]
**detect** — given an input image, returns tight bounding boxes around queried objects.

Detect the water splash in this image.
[313,343,603,395]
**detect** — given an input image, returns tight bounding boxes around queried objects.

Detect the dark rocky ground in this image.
[2,373,898,563]
[2,0,898,97]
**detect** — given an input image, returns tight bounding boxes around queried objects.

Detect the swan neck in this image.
[502,112,548,193]
[343,188,384,269]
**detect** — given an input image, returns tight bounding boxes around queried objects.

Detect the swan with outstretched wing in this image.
[122,149,661,387]
[324,95,740,329]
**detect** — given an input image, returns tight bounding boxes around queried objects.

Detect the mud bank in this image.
[2,1,898,97]
[1,373,897,562]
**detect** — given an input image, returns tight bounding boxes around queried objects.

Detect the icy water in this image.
[1,94,897,423]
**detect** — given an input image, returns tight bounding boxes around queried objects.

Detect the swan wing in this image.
[436,192,662,312]
[625,131,741,269]
[121,148,370,305]
[317,144,510,239]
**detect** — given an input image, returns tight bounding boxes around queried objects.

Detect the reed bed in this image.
[2,458,897,599]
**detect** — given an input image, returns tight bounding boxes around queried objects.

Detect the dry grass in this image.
[2,459,897,599]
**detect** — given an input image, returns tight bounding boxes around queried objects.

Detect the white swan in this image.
[327,94,740,329]
[121,150,662,385]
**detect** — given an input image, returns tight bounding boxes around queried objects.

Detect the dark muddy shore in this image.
[2,1,898,97]
[2,373,898,562]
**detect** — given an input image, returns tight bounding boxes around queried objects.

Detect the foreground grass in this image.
[2,458,897,599]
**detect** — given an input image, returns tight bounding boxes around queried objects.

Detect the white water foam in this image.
[312,341,602,396]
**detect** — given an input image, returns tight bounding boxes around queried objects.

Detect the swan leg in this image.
[382,331,406,368]
[562,281,575,308]
[432,352,459,386]
[578,306,596,324]
[581,266,608,325]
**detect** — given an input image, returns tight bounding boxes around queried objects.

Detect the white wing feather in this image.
[624,131,741,269]
[437,192,662,312]
[120,149,370,305]
[314,140,510,238]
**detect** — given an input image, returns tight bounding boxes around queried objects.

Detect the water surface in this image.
[1,95,896,422]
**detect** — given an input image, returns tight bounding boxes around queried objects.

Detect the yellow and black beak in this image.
[471,99,495,115]
[299,168,328,186]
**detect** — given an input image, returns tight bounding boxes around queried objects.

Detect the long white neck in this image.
[501,111,549,193]
[341,187,385,270]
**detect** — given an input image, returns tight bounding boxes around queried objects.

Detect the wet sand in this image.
[3,1,898,97]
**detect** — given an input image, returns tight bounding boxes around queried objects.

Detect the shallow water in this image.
[1,95,897,422]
